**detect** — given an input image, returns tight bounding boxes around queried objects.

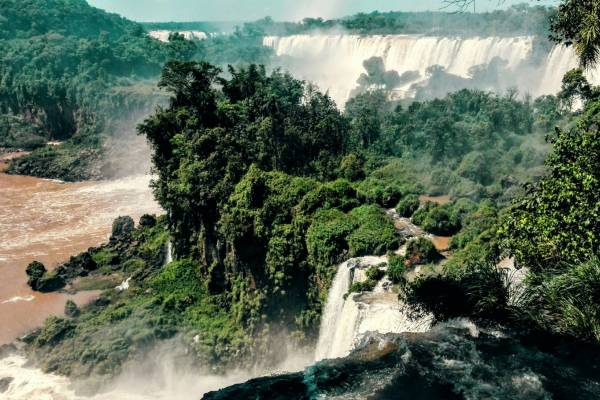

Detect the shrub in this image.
[405,238,440,265]
[411,201,435,226]
[339,153,365,181]
[306,208,356,281]
[404,263,509,322]
[366,264,385,281]
[396,194,420,217]
[139,214,157,228]
[35,317,75,346]
[355,178,403,207]
[64,300,80,318]
[347,205,400,256]
[297,179,359,216]
[522,259,600,344]
[420,205,459,235]
[387,253,406,284]
[347,280,377,296]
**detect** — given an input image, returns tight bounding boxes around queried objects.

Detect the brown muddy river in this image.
[0,162,160,344]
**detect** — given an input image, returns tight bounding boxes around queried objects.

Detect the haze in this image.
[88,0,559,21]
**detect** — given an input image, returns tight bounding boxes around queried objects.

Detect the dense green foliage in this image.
[26,216,260,379]
[405,238,440,265]
[386,253,407,284]
[0,0,273,179]
[500,104,600,271]
[406,70,600,346]
[346,89,556,204]
[138,62,401,339]
[550,0,600,68]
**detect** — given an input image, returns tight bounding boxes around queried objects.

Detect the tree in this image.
[550,0,600,68]
[139,61,348,274]
[558,68,594,108]
[499,114,600,271]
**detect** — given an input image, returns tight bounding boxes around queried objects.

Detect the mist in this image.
[1,331,314,400]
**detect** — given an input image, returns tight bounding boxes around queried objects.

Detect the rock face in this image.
[111,216,135,241]
[25,215,155,293]
[25,261,47,290]
[203,322,600,400]
[0,377,13,393]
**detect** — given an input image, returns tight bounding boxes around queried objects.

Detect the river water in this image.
[0,157,160,344]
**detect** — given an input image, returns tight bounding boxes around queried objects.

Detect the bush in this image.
[404,263,509,322]
[522,259,600,344]
[356,178,403,208]
[405,238,440,265]
[64,300,80,318]
[396,194,420,217]
[306,208,356,270]
[387,253,406,284]
[411,201,435,226]
[366,264,385,281]
[35,317,75,346]
[347,280,377,296]
[339,153,365,181]
[347,205,400,256]
[139,214,157,228]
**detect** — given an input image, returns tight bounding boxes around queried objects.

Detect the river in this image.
[0,154,160,344]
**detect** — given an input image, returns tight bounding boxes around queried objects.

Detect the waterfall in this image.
[149,30,208,42]
[165,240,173,265]
[264,34,600,105]
[315,256,432,361]
[314,260,354,360]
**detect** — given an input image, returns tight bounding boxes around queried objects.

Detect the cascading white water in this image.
[264,34,600,105]
[315,255,433,361]
[314,260,354,360]
[165,240,173,265]
[149,30,208,42]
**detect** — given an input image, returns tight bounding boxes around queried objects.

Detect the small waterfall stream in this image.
[165,240,173,265]
[315,255,433,361]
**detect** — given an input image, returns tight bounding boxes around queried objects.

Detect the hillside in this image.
[0,0,269,180]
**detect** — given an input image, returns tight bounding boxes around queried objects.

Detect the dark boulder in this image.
[25,261,46,290]
[0,377,13,393]
[111,216,135,241]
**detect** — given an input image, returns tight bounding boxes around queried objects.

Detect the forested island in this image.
[1,0,600,398]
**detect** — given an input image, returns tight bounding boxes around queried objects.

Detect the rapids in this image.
[264,34,600,105]
[315,256,432,361]
[0,167,160,345]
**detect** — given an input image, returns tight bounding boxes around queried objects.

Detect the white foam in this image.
[1,295,35,304]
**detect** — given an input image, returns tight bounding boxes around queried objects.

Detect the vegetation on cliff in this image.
[0,0,272,180]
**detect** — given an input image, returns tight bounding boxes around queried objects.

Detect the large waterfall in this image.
[264,34,593,105]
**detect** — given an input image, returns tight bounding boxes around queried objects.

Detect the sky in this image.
[87,0,559,22]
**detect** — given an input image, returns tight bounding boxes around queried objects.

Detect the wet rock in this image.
[0,343,17,358]
[25,261,46,290]
[111,216,135,241]
[0,377,13,393]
